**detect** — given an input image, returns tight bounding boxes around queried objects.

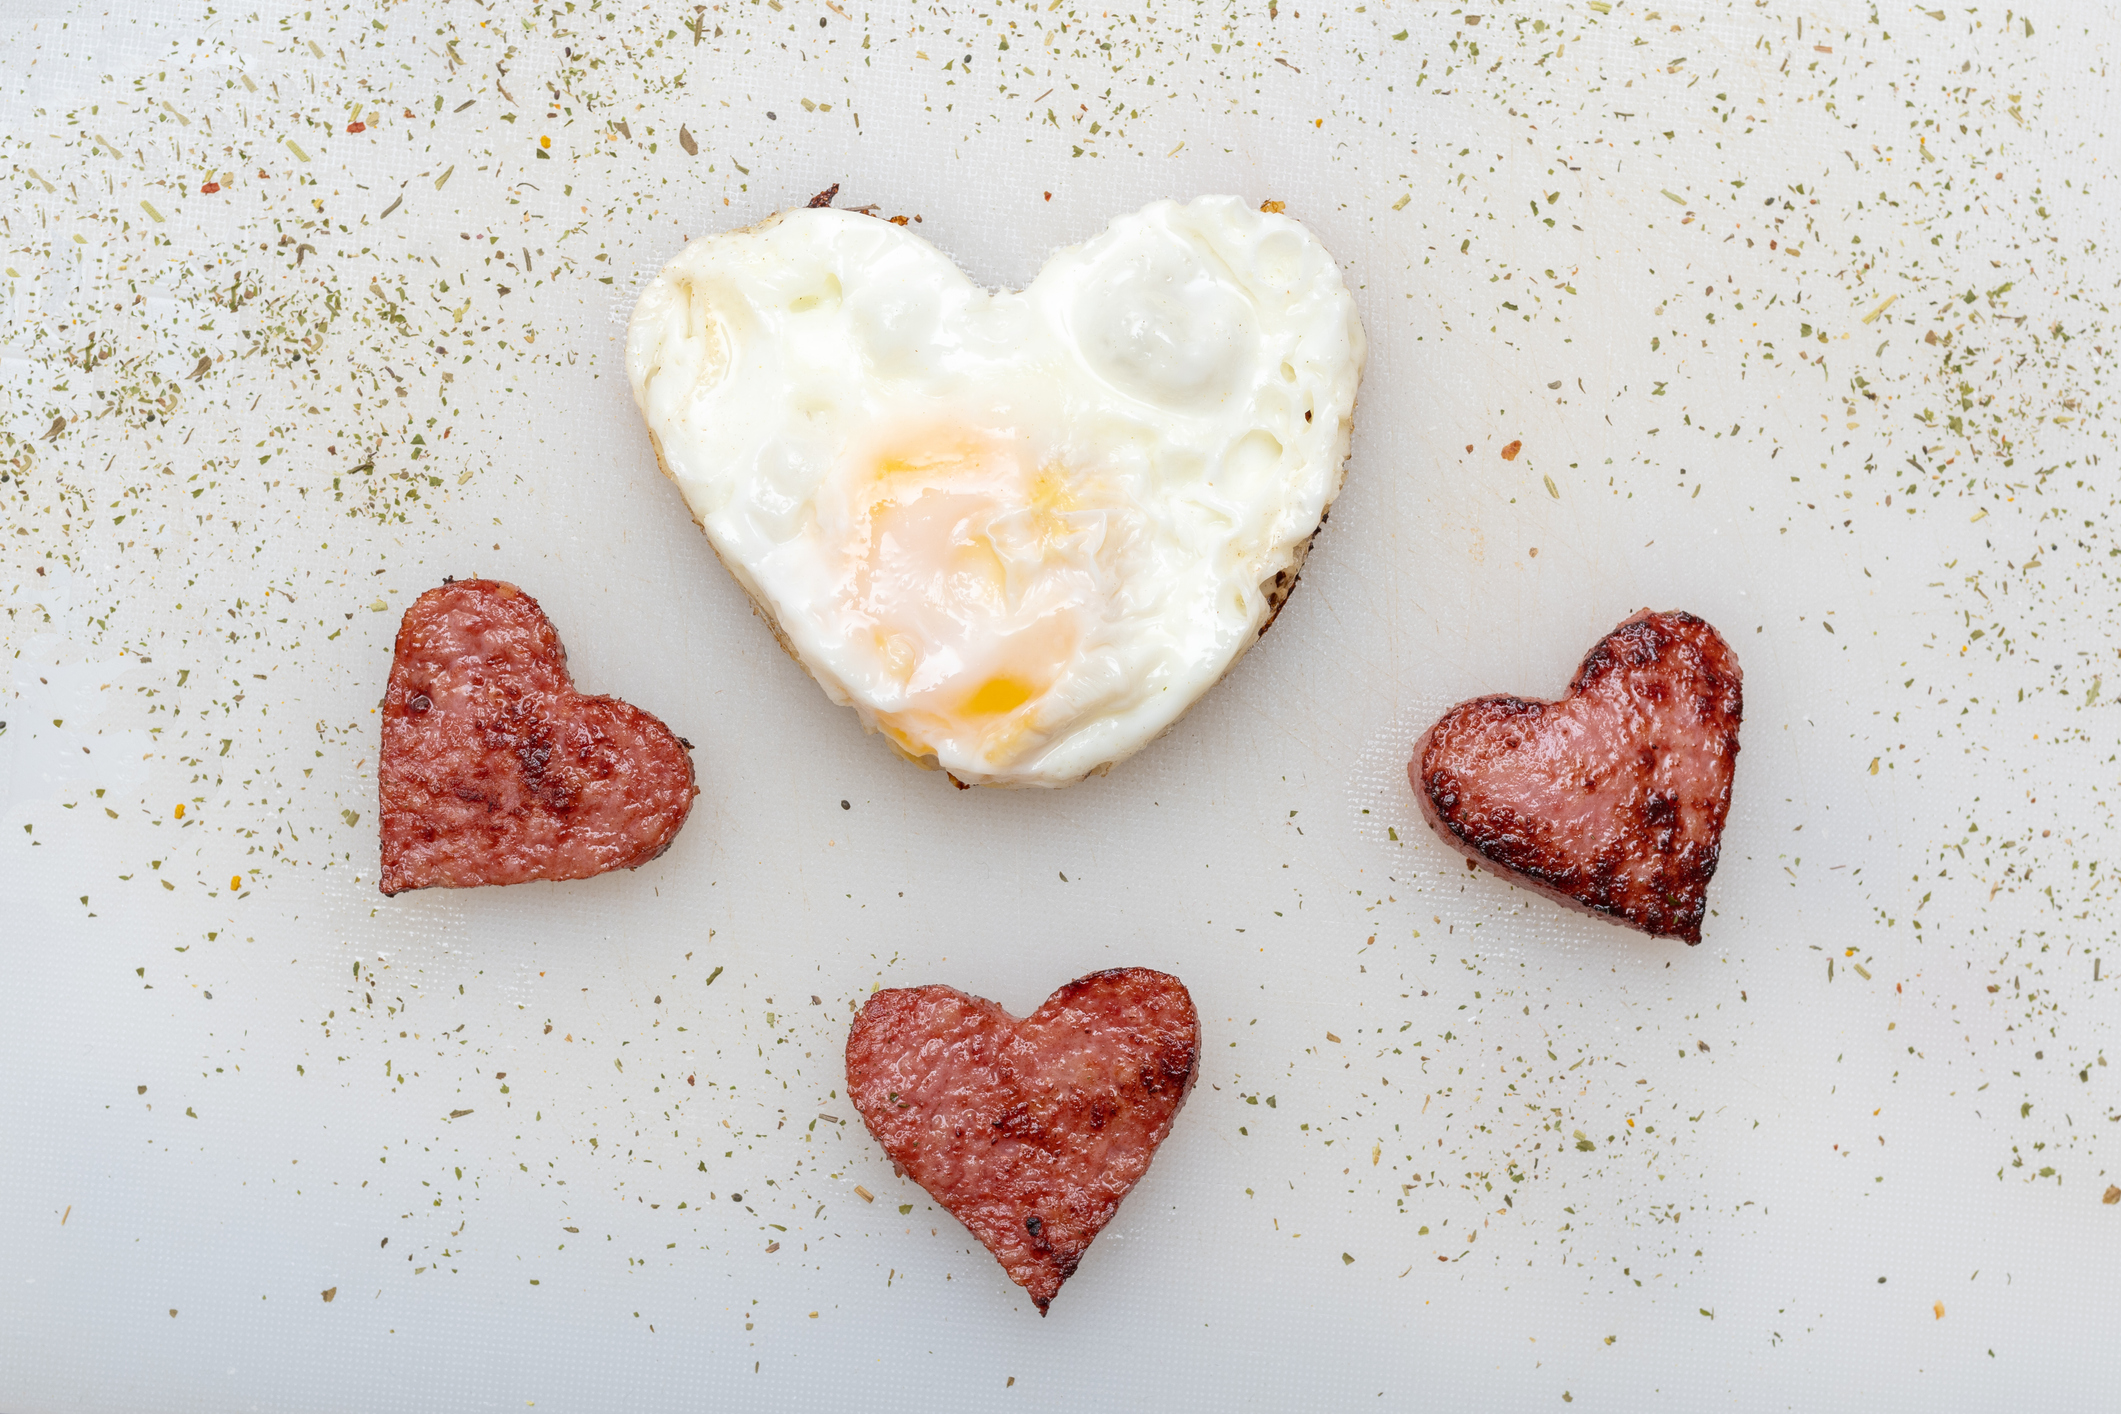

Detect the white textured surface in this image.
[3,1,2119,1411]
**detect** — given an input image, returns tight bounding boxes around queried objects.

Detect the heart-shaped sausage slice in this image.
[847,968,1199,1314]
[378,579,697,895]
[1411,609,1742,943]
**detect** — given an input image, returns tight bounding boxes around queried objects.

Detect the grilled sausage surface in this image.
[378,579,695,895]
[1413,609,1743,943]
[847,968,1199,1313]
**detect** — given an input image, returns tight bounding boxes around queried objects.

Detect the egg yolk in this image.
[835,427,1098,767]
[963,675,1036,717]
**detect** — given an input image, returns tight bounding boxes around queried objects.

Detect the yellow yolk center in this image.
[836,428,1095,766]
[963,675,1037,717]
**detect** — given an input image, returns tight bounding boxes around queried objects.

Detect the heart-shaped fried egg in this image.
[626,197,1365,787]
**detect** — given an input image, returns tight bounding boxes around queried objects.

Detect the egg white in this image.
[626,196,1366,787]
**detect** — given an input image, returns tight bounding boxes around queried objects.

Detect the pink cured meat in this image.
[378,578,696,895]
[846,969,1200,1314]
[1411,609,1743,944]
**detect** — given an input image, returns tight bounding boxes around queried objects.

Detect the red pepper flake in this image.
[347,121,367,134]
[200,182,221,194]
[1500,440,1523,461]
